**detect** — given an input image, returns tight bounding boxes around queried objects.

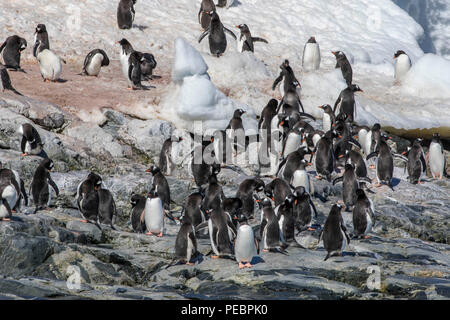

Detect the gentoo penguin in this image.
[428,133,446,180]
[138,52,158,80]
[97,188,116,229]
[76,172,102,224]
[332,51,353,88]
[236,178,265,219]
[319,104,335,133]
[352,125,371,156]
[117,0,136,29]
[333,163,371,211]
[141,188,165,237]
[258,98,279,143]
[0,164,28,213]
[333,120,362,165]
[80,49,110,77]
[226,109,246,156]
[277,147,311,184]
[313,130,338,181]
[260,198,284,252]
[0,179,17,221]
[18,123,43,156]
[172,216,198,265]
[394,50,411,82]
[319,204,350,261]
[272,60,301,98]
[198,0,216,30]
[333,84,363,123]
[264,178,292,207]
[182,191,207,230]
[366,135,403,190]
[405,138,426,184]
[302,36,320,71]
[282,126,305,159]
[293,186,318,232]
[0,35,27,72]
[198,10,237,57]
[234,216,259,268]
[0,64,22,95]
[369,123,382,154]
[235,24,268,53]
[217,0,235,8]
[352,189,375,239]
[159,136,183,176]
[277,194,302,248]
[291,159,315,195]
[344,149,369,184]
[35,43,64,82]
[33,24,49,58]
[198,194,236,258]
[146,165,171,212]
[190,139,217,189]
[306,130,324,152]
[202,165,225,212]
[118,38,143,89]
[30,158,59,214]
[222,197,243,227]
[130,194,146,233]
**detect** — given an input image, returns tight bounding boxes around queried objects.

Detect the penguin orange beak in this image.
[255,199,261,203]
[338,135,343,138]
[279,121,284,125]
[210,137,214,142]
[235,25,240,28]
[308,162,313,166]
[339,155,345,158]
[294,199,298,205]
[332,51,337,55]
[271,197,275,201]
[145,169,151,173]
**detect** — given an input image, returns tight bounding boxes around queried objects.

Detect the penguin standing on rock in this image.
[141,188,165,237]
[332,51,353,88]
[130,194,146,233]
[319,204,350,261]
[236,178,265,219]
[171,216,198,266]
[302,36,320,71]
[235,24,268,53]
[0,164,28,213]
[117,0,136,29]
[260,198,285,253]
[76,172,102,224]
[199,0,216,30]
[146,165,172,212]
[264,178,292,207]
[98,188,117,229]
[199,10,236,57]
[181,191,207,230]
[394,50,411,83]
[18,123,43,157]
[0,64,22,95]
[405,138,427,184]
[0,35,27,72]
[333,163,371,211]
[234,216,259,269]
[313,130,338,181]
[277,194,302,248]
[31,158,59,214]
[352,189,375,239]
[293,186,318,233]
[319,104,335,133]
[80,49,110,77]
[428,133,447,180]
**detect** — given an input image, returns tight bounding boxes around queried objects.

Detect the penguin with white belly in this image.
[0,164,28,213]
[141,187,165,237]
[302,36,320,71]
[35,40,64,82]
[393,50,411,83]
[318,104,335,133]
[0,169,19,221]
[404,138,427,184]
[80,49,110,77]
[234,215,259,269]
[235,24,268,53]
[428,133,447,180]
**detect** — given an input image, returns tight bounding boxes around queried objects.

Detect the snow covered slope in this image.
[0,0,449,133]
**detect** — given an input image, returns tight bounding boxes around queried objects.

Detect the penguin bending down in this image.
[33,24,50,58]
[98,188,116,229]
[236,178,265,219]
[302,36,320,71]
[141,188,165,237]
[404,138,426,184]
[394,50,411,83]
[352,189,375,239]
[76,172,102,224]
[0,35,27,72]
[428,133,447,179]
[264,178,292,207]
[319,104,335,133]
[319,204,350,261]
[130,194,146,233]
[332,51,353,88]
[235,24,268,53]
[198,11,237,57]
[117,0,136,29]
[0,64,22,95]
[234,216,259,268]
[19,123,43,156]
[138,52,158,80]
[333,84,363,123]
[199,0,216,30]
[0,181,17,221]
[0,165,27,213]
[80,49,109,76]
[293,186,318,233]
[31,158,59,214]
[159,136,183,176]
[333,163,371,211]
[276,147,310,184]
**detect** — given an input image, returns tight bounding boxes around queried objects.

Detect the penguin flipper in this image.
[252,37,268,44]
[198,28,210,43]
[223,27,237,40]
[366,152,378,161]
[349,138,361,149]
[332,176,343,185]
[195,221,209,233]
[420,153,427,173]
[272,73,283,91]
[299,112,315,121]
[310,198,319,218]
[392,153,408,162]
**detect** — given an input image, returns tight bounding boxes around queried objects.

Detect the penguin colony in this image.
[0,0,448,270]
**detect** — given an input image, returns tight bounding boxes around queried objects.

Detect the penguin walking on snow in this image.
[235,24,268,53]
[332,51,353,88]
[31,158,59,214]
[394,50,411,83]
[117,0,136,29]
[352,189,375,239]
[130,194,146,233]
[198,10,237,57]
[0,35,27,72]
[234,215,259,269]
[333,84,363,123]
[319,204,350,261]
[428,133,447,180]
[302,36,320,71]
[18,123,43,157]
[272,59,301,99]
[0,64,22,95]
[80,49,110,77]
[141,188,165,237]
[199,0,216,30]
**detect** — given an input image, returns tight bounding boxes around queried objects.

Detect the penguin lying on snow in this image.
[80,49,110,77]
[0,35,27,72]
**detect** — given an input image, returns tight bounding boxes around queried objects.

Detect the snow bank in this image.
[172,37,209,82]
[400,54,450,99]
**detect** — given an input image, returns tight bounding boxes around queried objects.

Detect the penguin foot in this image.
[314,175,322,180]
[211,255,219,259]
[376,183,382,188]
[81,219,88,223]
[307,227,315,231]
[238,262,246,269]
[369,165,375,169]
[363,235,371,239]
[245,262,252,268]
[157,232,163,237]
[21,153,28,157]
[146,232,153,236]
[186,262,194,266]
[1,218,11,222]
[262,249,269,253]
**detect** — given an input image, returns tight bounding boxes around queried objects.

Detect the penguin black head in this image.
[266,98,278,110]
[148,188,159,199]
[87,172,102,190]
[277,113,289,128]
[351,84,363,92]
[35,24,47,34]
[413,138,423,146]
[355,189,366,199]
[344,163,355,171]
[12,36,27,52]
[130,194,143,206]
[282,59,289,67]
[233,109,246,118]
[432,133,441,143]
[372,123,381,131]
[117,38,133,53]
[284,194,296,208]
[41,158,54,171]
[308,36,317,43]
[332,51,345,58]
[331,203,344,214]
[254,178,265,192]
[262,198,272,208]
[146,165,161,175]
[394,50,407,59]
[236,24,250,33]
[294,186,306,197]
